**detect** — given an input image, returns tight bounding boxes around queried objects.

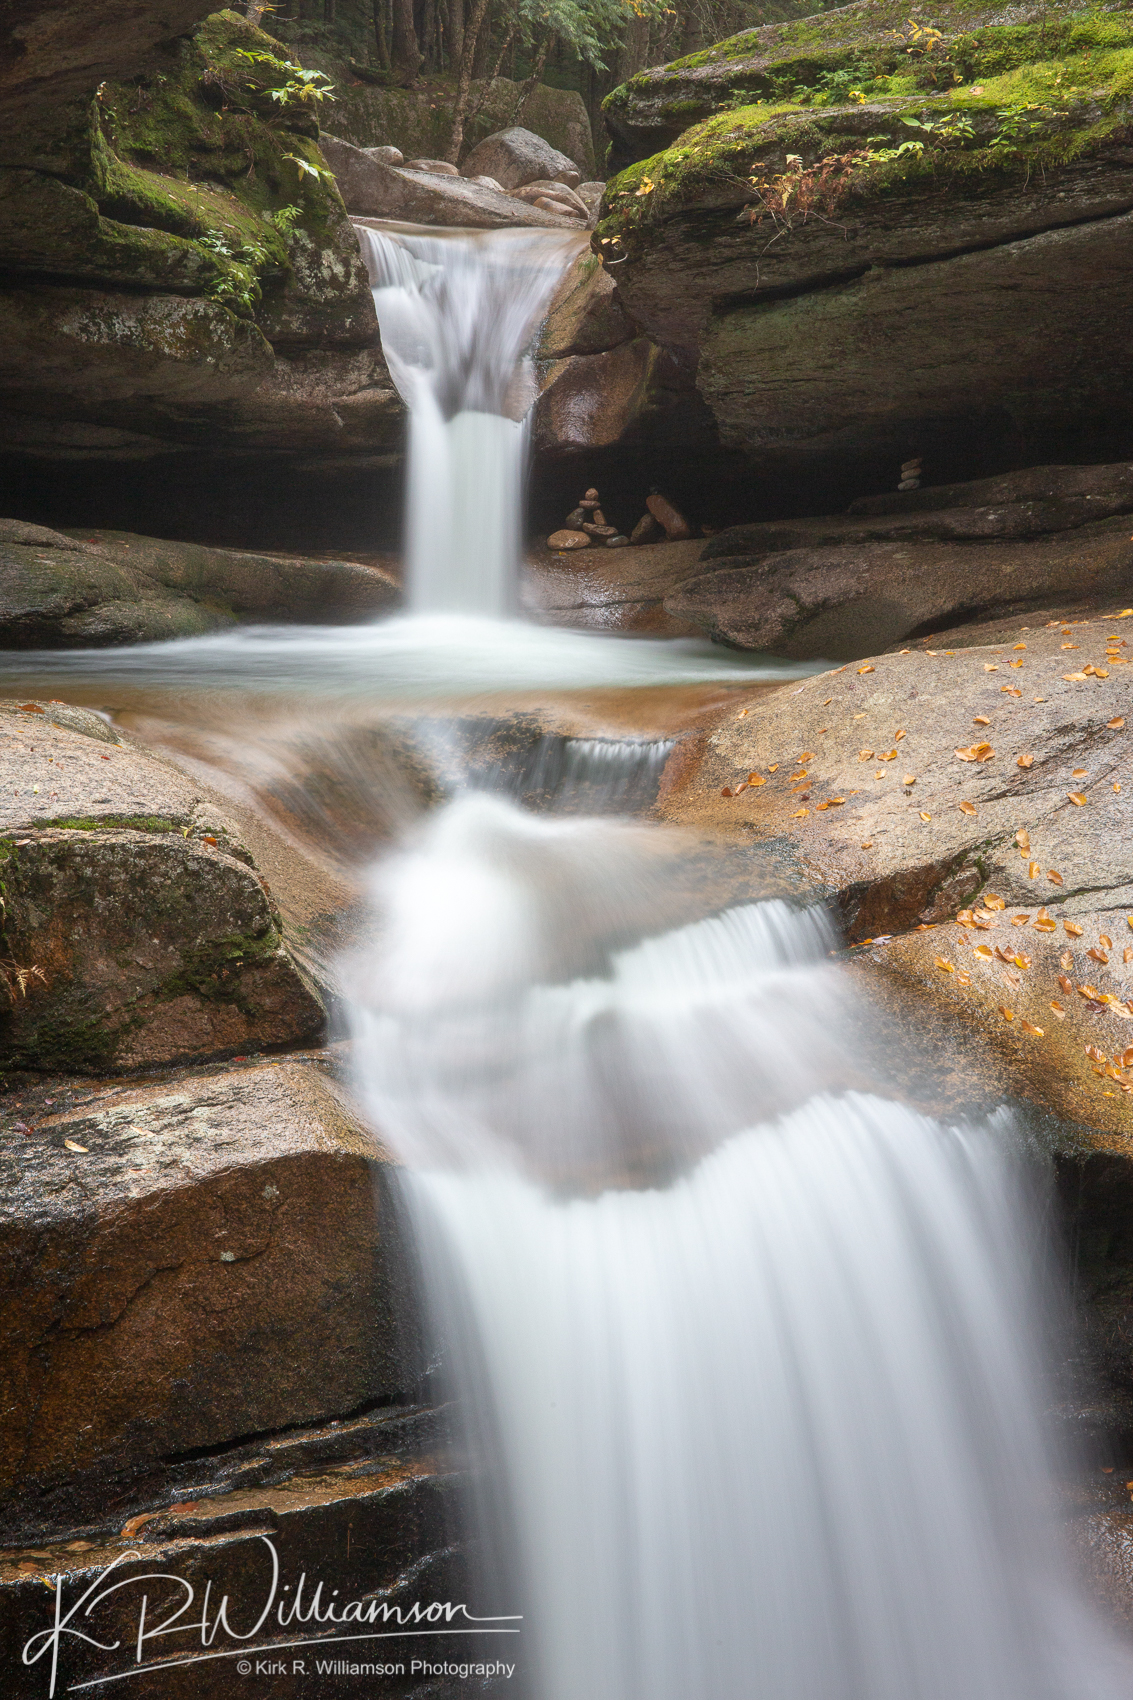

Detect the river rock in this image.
[331,134,582,228]
[631,513,665,545]
[0,1054,420,1535]
[0,522,400,647]
[461,125,582,191]
[510,180,590,219]
[647,491,693,541]
[402,156,460,174]
[0,703,324,1072]
[665,465,1133,656]
[548,529,591,550]
[364,143,404,164]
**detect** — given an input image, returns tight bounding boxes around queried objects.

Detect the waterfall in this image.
[346,795,1131,1700]
[356,224,584,617]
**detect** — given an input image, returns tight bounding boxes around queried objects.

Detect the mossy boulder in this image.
[0,518,399,647]
[0,10,399,475]
[0,702,325,1073]
[594,1,1133,495]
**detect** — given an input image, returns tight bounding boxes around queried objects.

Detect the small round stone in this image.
[548,529,591,550]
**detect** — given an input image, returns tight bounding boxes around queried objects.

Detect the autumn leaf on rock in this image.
[1108,717,1125,729]
[858,665,875,675]
[1050,1001,1066,1018]
[1065,921,1085,937]
[973,716,991,726]
[1068,792,1088,806]
[1020,1020,1044,1037]
[1017,753,1035,769]
[959,800,977,816]
[1088,947,1110,964]
[934,956,954,973]
[1016,829,1031,850]
[1048,870,1063,885]
[999,1006,1014,1022]
[984,895,1006,911]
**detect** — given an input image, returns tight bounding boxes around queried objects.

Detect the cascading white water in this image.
[347,795,1132,1700]
[356,223,584,616]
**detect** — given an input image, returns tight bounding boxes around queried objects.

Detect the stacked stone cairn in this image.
[899,456,923,491]
[547,488,693,552]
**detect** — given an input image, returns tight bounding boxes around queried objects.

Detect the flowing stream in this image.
[342,227,1130,1697]
[6,223,1130,1695]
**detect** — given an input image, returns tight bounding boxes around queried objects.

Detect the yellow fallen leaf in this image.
[956,909,975,926]
[1115,782,1123,793]
[919,811,931,821]
[1016,829,1031,849]
[1013,643,1026,650]
[1109,717,1125,729]
[894,729,906,741]
[799,751,816,761]
[1118,610,1133,618]
[1034,917,1056,932]
[828,797,845,806]
[984,665,999,672]
[858,749,875,760]
[880,750,897,761]
[747,773,766,786]
[1020,1020,1044,1037]
[959,800,977,816]
[1126,946,1133,964]
[791,807,809,817]
[1068,792,1088,805]
[934,956,954,972]
[1072,768,1087,777]
[1050,1001,1066,1018]
[64,1139,88,1153]
[1096,668,1110,678]
[1100,933,1113,948]
[858,665,875,674]
[1065,921,1084,936]
[1017,753,1035,768]
[1048,869,1063,885]
[903,773,916,785]
[975,945,994,959]
[861,841,873,849]
[999,1006,1014,1021]
[814,802,828,811]
[973,716,991,725]
[1063,672,1089,682]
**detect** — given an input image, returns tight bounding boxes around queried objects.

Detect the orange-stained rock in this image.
[548,528,591,550]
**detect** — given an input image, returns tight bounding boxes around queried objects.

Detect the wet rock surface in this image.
[650,462,1133,656]
[0,1051,422,1540]
[0,520,400,647]
[0,702,324,1071]
[659,610,1133,1135]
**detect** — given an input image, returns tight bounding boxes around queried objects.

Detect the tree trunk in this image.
[373,0,392,69]
[324,0,337,24]
[448,0,464,69]
[471,2,492,79]
[391,0,422,82]
[510,32,550,129]
[460,19,514,153]
[444,0,492,162]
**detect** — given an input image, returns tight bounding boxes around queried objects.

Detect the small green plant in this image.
[233,49,336,109]
[283,152,334,184]
[265,203,303,233]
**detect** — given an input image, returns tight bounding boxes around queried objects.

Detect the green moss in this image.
[28,816,181,832]
[157,929,281,1014]
[8,1012,117,1075]
[36,9,351,322]
[599,5,1133,247]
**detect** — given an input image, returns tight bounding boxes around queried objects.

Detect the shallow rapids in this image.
[348,794,1131,1700]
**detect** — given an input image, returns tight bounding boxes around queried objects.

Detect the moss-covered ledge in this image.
[0,9,375,350]
[602,0,1133,167]
[594,3,1133,354]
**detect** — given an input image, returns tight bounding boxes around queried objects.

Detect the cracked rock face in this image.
[0,1056,420,1534]
[0,701,324,1071]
